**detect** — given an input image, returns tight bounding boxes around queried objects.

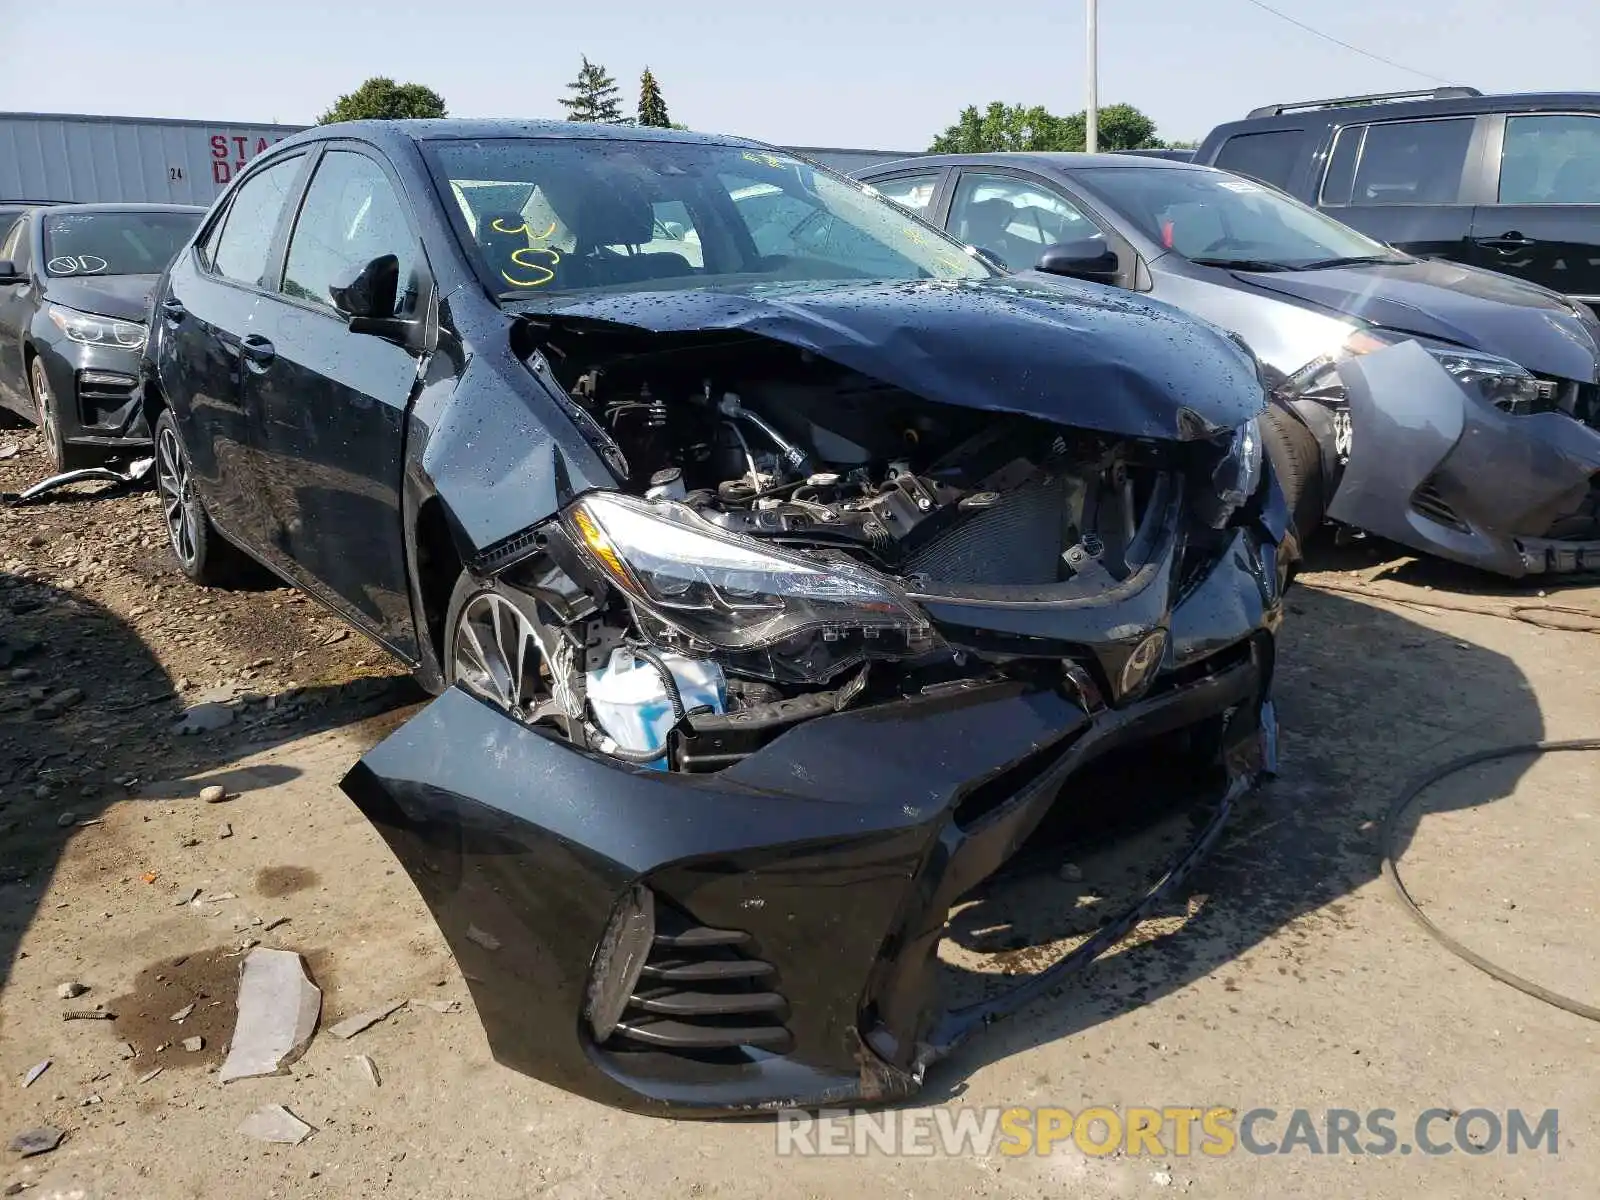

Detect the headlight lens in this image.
[47,304,146,350]
[1211,418,1264,525]
[566,491,938,682]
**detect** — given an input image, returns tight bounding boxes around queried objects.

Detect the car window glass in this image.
[42,211,201,277]
[1347,119,1473,206]
[1499,114,1600,204]
[1212,130,1304,189]
[283,151,419,316]
[947,172,1097,270]
[1319,125,1363,205]
[871,172,941,216]
[211,155,304,287]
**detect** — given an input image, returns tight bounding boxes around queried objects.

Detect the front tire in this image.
[442,571,581,738]
[153,407,249,587]
[29,357,92,473]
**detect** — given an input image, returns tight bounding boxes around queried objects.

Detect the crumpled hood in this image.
[512,276,1265,440]
[43,273,158,323]
[1236,258,1600,384]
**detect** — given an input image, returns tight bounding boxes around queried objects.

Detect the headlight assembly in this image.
[47,304,146,350]
[565,491,939,682]
[1210,418,1263,527]
[1277,328,1543,462]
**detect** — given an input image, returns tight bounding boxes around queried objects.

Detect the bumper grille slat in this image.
[1411,478,1469,532]
[607,916,791,1056]
[630,988,787,1017]
[639,958,774,983]
[612,1016,792,1050]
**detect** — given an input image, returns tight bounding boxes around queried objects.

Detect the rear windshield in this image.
[42,210,201,278]
[426,138,994,298]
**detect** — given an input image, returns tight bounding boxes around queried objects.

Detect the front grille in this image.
[907,474,1069,586]
[75,369,139,430]
[610,912,791,1054]
[1411,478,1469,532]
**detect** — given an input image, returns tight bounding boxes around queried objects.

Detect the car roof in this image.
[860,151,1210,176]
[282,118,765,154]
[35,202,206,214]
[1213,90,1600,137]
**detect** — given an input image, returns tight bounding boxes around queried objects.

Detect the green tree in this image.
[560,56,627,123]
[318,77,447,124]
[637,67,671,128]
[928,100,1162,153]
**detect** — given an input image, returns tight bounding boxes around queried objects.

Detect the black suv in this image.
[1195,88,1600,308]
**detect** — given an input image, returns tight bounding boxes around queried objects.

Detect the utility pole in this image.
[1085,0,1099,153]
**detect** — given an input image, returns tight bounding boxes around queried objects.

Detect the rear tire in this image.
[153,407,250,587]
[1261,400,1325,549]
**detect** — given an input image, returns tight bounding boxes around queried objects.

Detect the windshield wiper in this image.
[1188,257,1293,272]
[1294,255,1405,270]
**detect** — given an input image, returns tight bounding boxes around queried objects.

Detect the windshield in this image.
[1075,167,1402,270]
[427,138,994,298]
[42,210,201,278]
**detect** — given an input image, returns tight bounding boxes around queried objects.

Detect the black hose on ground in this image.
[1382,738,1600,1023]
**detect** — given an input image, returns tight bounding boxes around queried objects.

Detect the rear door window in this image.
[1212,130,1305,189]
[1497,114,1600,204]
[1342,119,1474,206]
[946,172,1097,270]
[210,155,305,288]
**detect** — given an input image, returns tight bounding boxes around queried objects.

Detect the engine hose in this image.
[1382,738,1600,1023]
[605,741,670,765]
[627,641,688,723]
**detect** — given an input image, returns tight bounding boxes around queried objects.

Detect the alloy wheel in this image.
[29,361,62,470]
[451,591,556,724]
[155,424,199,570]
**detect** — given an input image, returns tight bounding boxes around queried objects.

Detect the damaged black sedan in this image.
[141,120,1287,1115]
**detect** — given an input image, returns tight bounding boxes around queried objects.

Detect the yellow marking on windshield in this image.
[502,246,561,288]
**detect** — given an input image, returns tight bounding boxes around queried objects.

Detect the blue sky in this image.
[4,0,1597,148]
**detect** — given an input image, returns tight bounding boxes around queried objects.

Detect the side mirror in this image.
[1035,238,1121,285]
[329,253,400,324]
[0,260,23,285]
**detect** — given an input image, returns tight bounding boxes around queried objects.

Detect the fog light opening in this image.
[1119,628,1168,699]
[585,884,656,1042]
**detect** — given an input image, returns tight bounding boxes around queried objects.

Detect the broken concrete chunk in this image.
[198,784,227,804]
[465,924,501,951]
[54,813,76,828]
[56,982,88,999]
[415,997,461,1015]
[237,1104,314,1145]
[217,948,321,1084]
[169,1002,195,1022]
[351,1054,380,1087]
[116,1042,136,1059]
[136,1067,164,1085]
[21,1061,49,1088]
[181,1036,204,1053]
[326,999,406,1041]
[175,888,201,906]
[6,1126,63,1157]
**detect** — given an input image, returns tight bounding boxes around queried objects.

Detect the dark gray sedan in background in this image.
[859,153,1600,577]
[0,202,202,469]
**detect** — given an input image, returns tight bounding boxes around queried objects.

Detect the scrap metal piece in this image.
[326,999,405,1041]
[1,457,154,506]
[217,948,321,1084]
[237,1105,314,1145]
[350,1054,381,1086]
[20,1061,49,1088]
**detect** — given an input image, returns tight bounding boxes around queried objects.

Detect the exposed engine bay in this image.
[472,327,1264,777]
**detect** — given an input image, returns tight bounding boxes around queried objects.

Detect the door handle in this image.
[161,297,187,323]
[239,334,276,369]
[1473,233,1536,251]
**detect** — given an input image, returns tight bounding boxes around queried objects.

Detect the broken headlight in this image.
[566,491,937,680]
[1210,418,1264,527]
[1280,329,1541,458]
[47,304,147,350]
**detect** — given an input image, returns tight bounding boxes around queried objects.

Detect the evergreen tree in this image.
[559,56,626,124]
[637,67,671,128]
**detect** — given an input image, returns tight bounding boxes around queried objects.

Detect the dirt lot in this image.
[1,427,1598,1199]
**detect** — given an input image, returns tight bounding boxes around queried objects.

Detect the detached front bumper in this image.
[342,507,1283,1116]
[1327,340,1600,577]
